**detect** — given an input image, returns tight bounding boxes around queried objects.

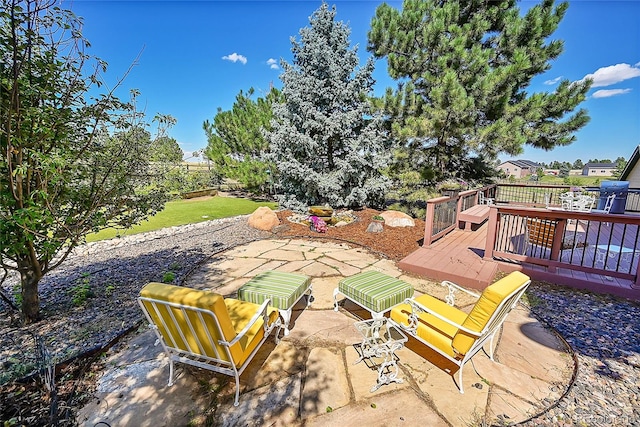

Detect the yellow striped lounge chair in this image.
[138,282,281,406]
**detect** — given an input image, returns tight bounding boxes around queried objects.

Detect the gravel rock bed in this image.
[521,284,640,426]
[0,216,270,381]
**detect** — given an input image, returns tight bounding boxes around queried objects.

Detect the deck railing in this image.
[422,183,639,247]
[495,183,569,207]
[623,190,640,212]
[494,182,640,212]
[483,205,640,286]
[423,186,495,245]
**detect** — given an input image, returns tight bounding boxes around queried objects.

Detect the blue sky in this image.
[69,0,640,166]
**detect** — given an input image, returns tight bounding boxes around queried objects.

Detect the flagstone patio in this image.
[77,239,574,426]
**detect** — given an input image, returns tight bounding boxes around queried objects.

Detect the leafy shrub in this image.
[71,272,93,306]
[105,284,116,296]
[162,271,176,283]
[71,283,93,306]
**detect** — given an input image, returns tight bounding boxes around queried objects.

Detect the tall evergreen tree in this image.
[203,87,282,192]
[266,2,392,211]
[368,0,591,183]
[613,156,626,179]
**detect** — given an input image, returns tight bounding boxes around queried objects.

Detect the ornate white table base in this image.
[354,318,408,392]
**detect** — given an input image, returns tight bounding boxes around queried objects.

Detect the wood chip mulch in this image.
[273,208,425,261]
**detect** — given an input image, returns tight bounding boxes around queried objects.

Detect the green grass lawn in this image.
[86,196,278,242]
[537,175,610,186]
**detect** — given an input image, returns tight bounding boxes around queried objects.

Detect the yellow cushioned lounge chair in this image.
[138,282,281,406]
[390,271,531,393]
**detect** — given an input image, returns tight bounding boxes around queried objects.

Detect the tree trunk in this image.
[20,266,42,324]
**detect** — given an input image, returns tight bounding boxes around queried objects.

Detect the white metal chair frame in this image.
[572,194,595,213]
[592,193,616,214]
[479,192,494,205]
[392,277,531,393]
[138,295,281,406]
[591,193,616,226]
[559,192,574,210]
[559,192,595,213]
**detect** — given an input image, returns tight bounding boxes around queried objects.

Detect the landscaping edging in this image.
[181,188,218,199]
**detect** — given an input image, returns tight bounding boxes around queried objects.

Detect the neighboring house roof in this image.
[499,159,542,169]
[583,162,616,169]
[620,145,639,180]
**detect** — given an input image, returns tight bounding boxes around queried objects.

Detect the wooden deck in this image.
[399,222,499,290]
[399,220,640,300]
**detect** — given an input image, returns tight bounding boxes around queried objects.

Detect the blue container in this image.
[598,181,628,214]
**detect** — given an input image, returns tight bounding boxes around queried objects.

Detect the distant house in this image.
[620,145,640,187]
[544,168,582,176]
[497,160,542,179]
[582,162,617,177]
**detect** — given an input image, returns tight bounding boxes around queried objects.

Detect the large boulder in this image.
[366,221,384,233]
[248,207,280,231]
[379,210,415,228]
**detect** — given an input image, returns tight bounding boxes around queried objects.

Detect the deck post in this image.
[455,193,465,230]
[423,202,436,247]
[548,219,567,273]
[484,206,498,260]
[634,256,640,289]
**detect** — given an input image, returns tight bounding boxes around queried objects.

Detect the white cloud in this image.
[544,76,562,85]
[592,88,632,98]
[267,58,279,70]
[581,63,640,87]
[222,52,247,65]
